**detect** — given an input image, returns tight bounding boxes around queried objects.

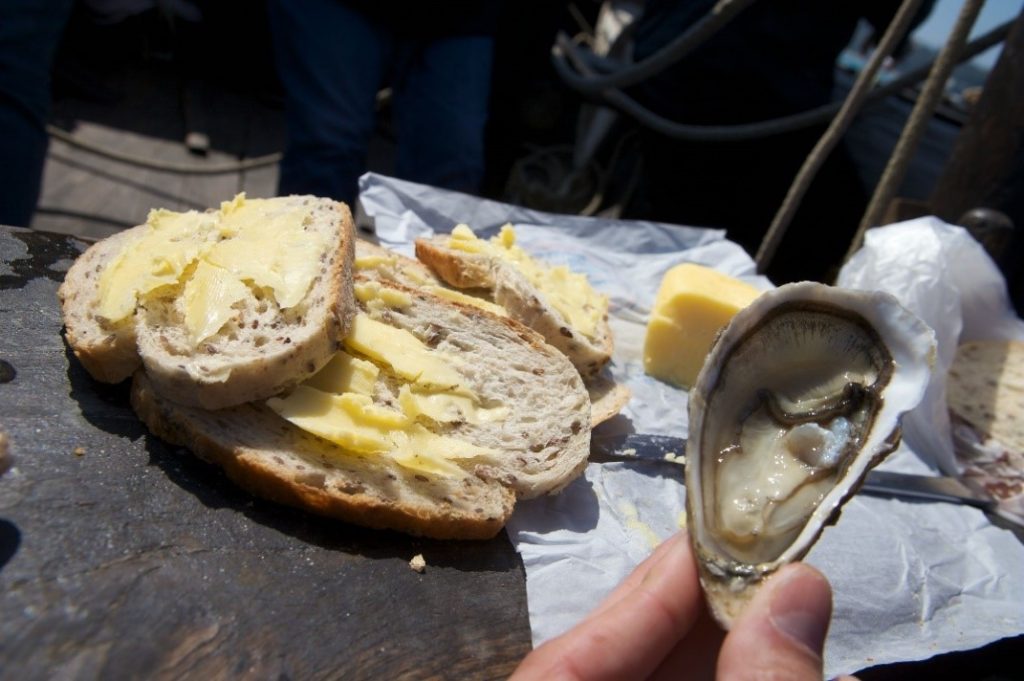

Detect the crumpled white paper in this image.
[358,174,1024,677]
[837,218,1024,475]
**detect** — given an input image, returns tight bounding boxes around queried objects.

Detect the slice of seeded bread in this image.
[58,225,149,383]
[136,197,355,410]
[132,371,516,539]
[59,196,355,410]
[415,235,614,379]
[587,374,632,428]
[356,238,509,318]
[131,278,592,539]
[364,237,628,424]
[357,237,628,426]
[355,239,441,288]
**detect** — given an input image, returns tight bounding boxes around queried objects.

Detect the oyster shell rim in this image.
[685,281,936,628]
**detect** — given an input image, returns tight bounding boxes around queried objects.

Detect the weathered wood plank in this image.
[33,56,288,239]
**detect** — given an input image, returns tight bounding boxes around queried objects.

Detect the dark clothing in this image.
[341,0,501,37]
[626,0,933,283]
[632,0,866,123]
[0,0,74,226]
[268,0,497,205]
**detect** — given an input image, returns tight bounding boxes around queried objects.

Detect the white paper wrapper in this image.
[837,218,1024,475]
[358,174,1024,677]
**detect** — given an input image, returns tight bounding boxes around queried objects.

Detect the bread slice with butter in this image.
[59,225,151,383]
[59,194,355,409]
[131,277,592,539]
[363,236,628,426]
[355,238,441,289]
[356,238,510,318]
[415,225,614,379]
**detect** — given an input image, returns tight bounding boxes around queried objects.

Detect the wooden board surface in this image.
[0,227,532,679]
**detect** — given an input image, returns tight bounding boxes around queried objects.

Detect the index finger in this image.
[588,531,688,621]
[510,532,703,681]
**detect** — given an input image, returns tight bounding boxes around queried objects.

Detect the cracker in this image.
[947,340,1024,452]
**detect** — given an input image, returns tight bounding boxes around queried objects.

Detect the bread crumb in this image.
[73,446,86,457]
[409,554,426,573]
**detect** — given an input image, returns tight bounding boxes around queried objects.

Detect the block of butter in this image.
[643,263,761,389]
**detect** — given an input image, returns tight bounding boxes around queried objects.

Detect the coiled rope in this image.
[553,21,1008,143]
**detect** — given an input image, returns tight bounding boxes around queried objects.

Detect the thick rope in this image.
[553,0,761,94]
[753,0,926,273]
[846,0,987,261]
[553,21,1009,142]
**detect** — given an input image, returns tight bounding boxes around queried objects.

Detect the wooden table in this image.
[0,226,532,678]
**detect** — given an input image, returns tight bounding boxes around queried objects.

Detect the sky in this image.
[912,0,1023,69]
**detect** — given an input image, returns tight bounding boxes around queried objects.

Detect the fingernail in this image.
[768,566,831,656]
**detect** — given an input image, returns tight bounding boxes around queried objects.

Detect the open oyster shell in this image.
[685,282,936,628]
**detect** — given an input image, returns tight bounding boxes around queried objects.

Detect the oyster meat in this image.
[686,282,935,628]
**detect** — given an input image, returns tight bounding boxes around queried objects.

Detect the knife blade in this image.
[590,433,997,511]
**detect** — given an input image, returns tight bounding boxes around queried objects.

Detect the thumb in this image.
[717,563,834,681]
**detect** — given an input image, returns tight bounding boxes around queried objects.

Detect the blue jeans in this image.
[268,0,494,206]
[0,0,74,226]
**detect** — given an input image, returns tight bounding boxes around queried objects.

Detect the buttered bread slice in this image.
[364,236,627,426]
[131,277,592,539]
[416,225,613,379]
[60,194,355,409]
[355,238,510,317]
[354,239,441,289]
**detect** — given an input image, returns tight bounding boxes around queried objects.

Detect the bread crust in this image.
[414,240,492,289]
[587,375,632,428]
[58,226,147,383]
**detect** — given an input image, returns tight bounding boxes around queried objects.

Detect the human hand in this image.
[510,530,856,681]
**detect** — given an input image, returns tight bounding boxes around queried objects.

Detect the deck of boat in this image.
[32,42,396,241]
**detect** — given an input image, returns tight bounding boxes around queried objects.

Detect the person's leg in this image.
[0,0,74,226]
[267,0,388,206]
[391,35,493,193]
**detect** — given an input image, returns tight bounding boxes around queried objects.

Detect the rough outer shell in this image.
[685,282,936,628]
